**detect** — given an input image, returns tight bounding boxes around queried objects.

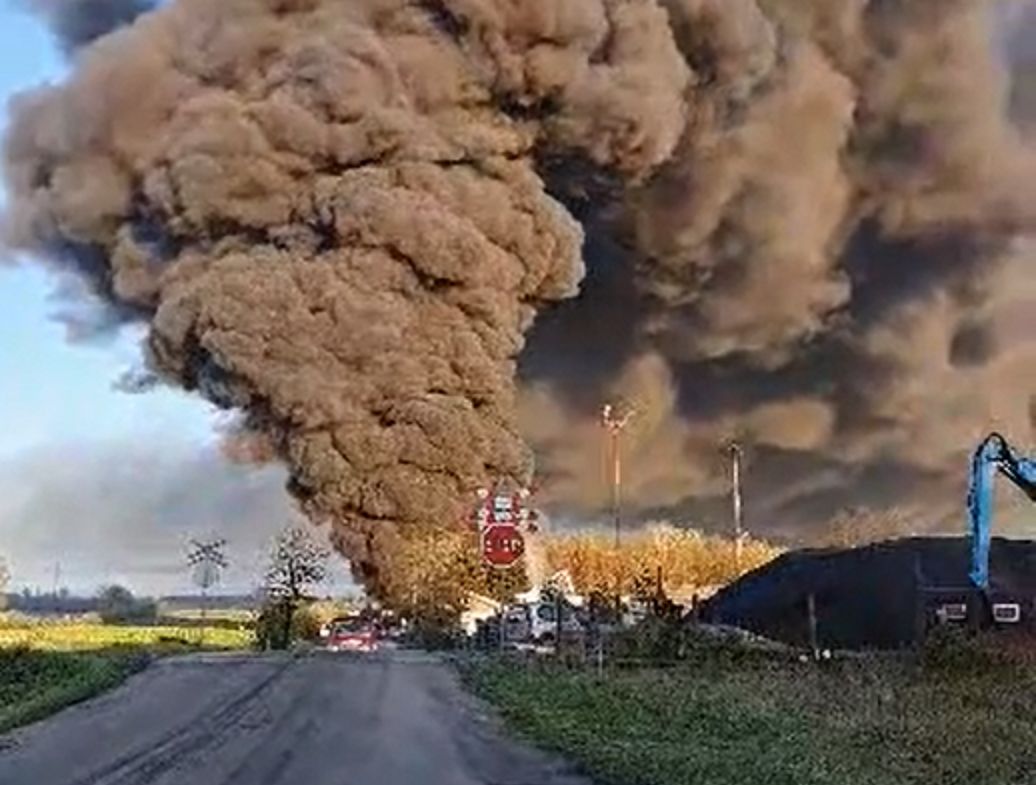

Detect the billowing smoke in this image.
[4,0,1034,594]
[520,0,1036,540]
[21,0,156,53]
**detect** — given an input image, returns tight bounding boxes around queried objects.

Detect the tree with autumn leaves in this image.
[542,524,781,599]
[379,523,781,630]
[381,529,529,621]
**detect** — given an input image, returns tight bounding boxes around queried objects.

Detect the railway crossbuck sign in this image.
[474,487,533,569]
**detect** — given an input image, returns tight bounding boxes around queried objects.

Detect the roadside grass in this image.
[0,648,149,734]
[465,652,1036,785]
[0,618,255,734]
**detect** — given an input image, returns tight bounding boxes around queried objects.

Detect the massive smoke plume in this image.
[4,0,1034,592]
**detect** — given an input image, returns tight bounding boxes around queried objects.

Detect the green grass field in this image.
[466,651,1036,785]
[0,618,255,734]
[160,608,256,623]
[0,622,253,652]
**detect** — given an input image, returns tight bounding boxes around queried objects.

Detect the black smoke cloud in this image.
[521,0,1036,539]
[20,0,156,53]
[1001,0,1036,130]
[3,0,1035,599]
[14,0,160,341]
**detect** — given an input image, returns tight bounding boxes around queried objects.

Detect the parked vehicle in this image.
[320,616,379,653]
[501,599,582,645]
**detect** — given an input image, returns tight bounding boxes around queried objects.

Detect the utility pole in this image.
[602,403,635,550]
[729,442,745,574]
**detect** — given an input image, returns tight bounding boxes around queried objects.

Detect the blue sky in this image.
[0,4,353,596]
[0,6,214,457]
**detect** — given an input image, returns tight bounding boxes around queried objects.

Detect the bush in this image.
[290,604,324,641]
[608,616,688,662]
[920,624,1000,673]
[306,599,358,629]
[255,599,291,650]
[254,598,324,650]
[410,621,463,650]
[97,586,158,625]
[406,604,463,650]
[604,616,787,667]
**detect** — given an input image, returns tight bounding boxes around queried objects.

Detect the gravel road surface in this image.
[0,651,594,785]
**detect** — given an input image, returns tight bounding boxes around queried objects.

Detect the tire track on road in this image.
[69,656,296,785]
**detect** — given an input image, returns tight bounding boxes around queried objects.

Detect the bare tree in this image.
[262,526,329,648]
[818,507,915,549]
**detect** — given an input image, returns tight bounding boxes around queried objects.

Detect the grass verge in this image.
[0,619,255,733]
[0,647,150,734]
[464,652,1036,785]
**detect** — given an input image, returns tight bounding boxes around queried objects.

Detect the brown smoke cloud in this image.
[3,0,689,592]
[4,0,1034,593]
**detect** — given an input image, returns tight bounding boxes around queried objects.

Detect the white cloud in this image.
[0,437,355,596]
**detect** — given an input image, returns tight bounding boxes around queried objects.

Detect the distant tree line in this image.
[812,506,917,549]
[4,589,98,615]
[2,587,262,622]
[2,586,158,623]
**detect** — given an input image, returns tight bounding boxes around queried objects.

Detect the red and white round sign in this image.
[473,485,535,569]
[481,524,525,569]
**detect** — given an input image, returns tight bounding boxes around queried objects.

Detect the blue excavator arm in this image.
[968,433,1036,591]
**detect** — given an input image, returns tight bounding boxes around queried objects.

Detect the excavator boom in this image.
[967,433,1036,591]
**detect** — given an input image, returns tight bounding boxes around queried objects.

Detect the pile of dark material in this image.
[701,537,1036,650]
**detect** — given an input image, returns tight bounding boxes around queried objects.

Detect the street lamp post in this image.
[729,442,745,573]
[602,403,635,550]
[603,403,634,625]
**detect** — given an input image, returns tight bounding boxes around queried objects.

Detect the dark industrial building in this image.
[701,537,1036,650]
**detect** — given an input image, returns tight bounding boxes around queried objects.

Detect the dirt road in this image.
[0,651,594,785]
